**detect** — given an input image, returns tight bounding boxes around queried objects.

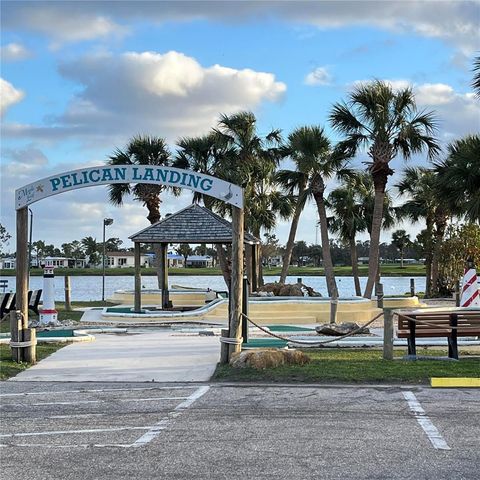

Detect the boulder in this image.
[256,282,322,297]
[230,348,311,370]
[315,322,370,336]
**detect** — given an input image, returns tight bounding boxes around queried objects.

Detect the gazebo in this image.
[129,204,261,312]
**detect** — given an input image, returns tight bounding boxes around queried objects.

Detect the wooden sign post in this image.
[228,205,244,359]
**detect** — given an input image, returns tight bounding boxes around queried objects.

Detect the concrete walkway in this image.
[10,331,220,382]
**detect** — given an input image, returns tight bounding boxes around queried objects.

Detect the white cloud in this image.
[3,6,127,45]
[414,84,480,139]
[0,78,25,115]
[0,42,32,61]
[2,50,286,145]
[415,83,456,106]
[2,1,478,54]
[304,67,332,86]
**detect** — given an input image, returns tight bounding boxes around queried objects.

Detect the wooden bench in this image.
[29,289,43,315]
[0,289,43,319]
[397,310,480,359]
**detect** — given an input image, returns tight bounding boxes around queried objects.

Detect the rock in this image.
[278,284,303,296]
[230,348,311,370]
[256,282,322,297]
[315,322,370,336]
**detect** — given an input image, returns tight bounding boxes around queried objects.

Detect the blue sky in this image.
[1,1,479,252]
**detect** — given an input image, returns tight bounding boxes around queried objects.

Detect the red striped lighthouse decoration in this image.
[39,261,58,325]
[460,258,479,307]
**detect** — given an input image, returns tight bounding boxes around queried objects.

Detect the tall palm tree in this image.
[275,126,326,283]
[327,180,366,296]
[176,112,293,287]
[396,166,448,297]
[278,126,344,300]
[173,133,235,285]
[81,236,100,266]
[473,55,480,98]
[330,80,440,298]
[434,135,480,224]
[391,230,410,268]
[107,135,171,287]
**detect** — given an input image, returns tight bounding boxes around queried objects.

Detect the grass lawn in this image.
[213,348,480,384]
[0,343,65,380]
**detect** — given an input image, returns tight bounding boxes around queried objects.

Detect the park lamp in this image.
[102,218,114,302]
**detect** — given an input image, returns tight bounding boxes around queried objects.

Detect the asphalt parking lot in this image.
[1,382,479,479]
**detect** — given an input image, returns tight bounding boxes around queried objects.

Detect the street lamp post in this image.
[102,218,114,303]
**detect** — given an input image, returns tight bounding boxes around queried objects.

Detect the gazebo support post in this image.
[134,242,142,313]
[160,243,169,309]
[228,206,244,360]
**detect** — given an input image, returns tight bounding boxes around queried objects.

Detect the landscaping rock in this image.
[315,322,370,336]
[230,348,311,370]
[256,282,322,297]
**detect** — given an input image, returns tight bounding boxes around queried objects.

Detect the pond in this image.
[0,275,427,301]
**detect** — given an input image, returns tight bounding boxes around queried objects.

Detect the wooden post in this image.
[10,311,22,363]
[410,278,415,297]
[220,328,230,364]
[455,280,460,307]
[251,244,258,293]
[23,327,36,364]
[16,207,29,330]
[16,207,30,361]
[134,242,142,313]
[160,243,169,309]
[383,308,394,360]
[376,283,384,309]
[242,276,249,344]
[228,206,244,359]
[64,276,72,311]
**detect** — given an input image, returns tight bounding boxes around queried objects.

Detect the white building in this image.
[0,257,16,269]
[167,253,184,268]
[186,255,213,268]
[106,251,151,268]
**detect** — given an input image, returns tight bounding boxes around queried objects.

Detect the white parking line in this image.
[402,391,451,450]
[1,396,189,408]
[0,426,152,439]
[0,386,197,398]
[131,385,210,447]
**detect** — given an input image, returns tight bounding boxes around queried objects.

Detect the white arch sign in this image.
[15,164,243,209]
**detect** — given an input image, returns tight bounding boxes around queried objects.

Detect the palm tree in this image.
[434,135,480,223]
[177,112,294,287]
[276,126,335,284]
[327,179,366,296]
[173,133,235,286]
[278,126,344,301]
[330,80,440,298]
[81,236,100,266]
[473,55,480,98]
[107,135,171,287]
[391,230,410,268]
[396,167,448,297]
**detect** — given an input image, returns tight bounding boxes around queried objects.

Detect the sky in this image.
[1,0,479,254]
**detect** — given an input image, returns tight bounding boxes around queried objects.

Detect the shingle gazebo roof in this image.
[129,204,260,245]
